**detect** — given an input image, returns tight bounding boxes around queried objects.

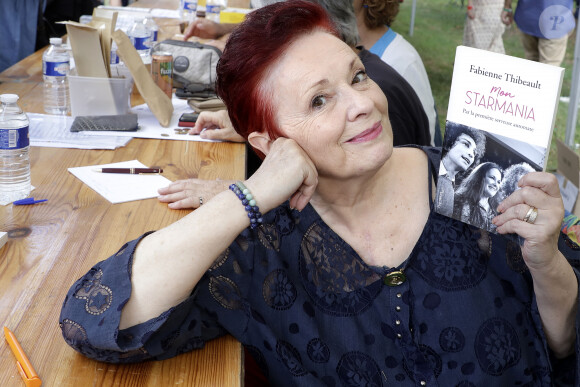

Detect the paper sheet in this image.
[28,113,131,149]
[81,97,220,142]
[68,160,172,204]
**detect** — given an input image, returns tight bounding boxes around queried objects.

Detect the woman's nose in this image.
[346,89,374,122]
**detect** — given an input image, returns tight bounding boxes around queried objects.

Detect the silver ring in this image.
[199,196,204,206]
[523,206,538,224]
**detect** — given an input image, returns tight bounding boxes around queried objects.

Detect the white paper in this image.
[81,97,220,142]
[28,113,131,149]
[68,160,172,204]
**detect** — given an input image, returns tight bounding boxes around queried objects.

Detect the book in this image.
[434,46,565,234]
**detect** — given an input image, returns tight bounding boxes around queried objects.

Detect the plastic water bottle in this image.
[143,16,159,45]
[181,0,198,23]
[206,0,221,23]
[42,37,70,115]
[127,17,152,62]
[0,94,31,204]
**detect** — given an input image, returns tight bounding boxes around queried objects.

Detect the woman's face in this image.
[262,31,393,179]
[446,133,476,172]
[482,168,502,198]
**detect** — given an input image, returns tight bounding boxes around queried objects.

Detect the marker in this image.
[13,198,48,205]
[93,168,163,174]
[4,327,42,387]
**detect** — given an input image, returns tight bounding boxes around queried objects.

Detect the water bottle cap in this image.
[49,37,63,45]
[0,94,19,103]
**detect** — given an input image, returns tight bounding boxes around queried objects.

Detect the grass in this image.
[394,0,579,171]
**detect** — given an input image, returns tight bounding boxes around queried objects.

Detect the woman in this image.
[60,1,579,385]
[463,0,506,54]
[453,162,503,232]
[353,0,440,145]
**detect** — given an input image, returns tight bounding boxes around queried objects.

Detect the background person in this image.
[353,0,441,146]
[502,0,575,66]
[61,2,579,385]
[463,0,506,53]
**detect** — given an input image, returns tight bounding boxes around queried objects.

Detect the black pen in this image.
[93,168,163,174]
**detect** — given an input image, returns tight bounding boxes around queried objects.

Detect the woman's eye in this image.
[353,70,367,84]
[311,95,326,109]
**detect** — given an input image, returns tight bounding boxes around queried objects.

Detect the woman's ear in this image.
[248,131,273,156]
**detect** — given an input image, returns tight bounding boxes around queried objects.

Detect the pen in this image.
[93,168,163,174]
[3,326,42,387]
[13,198,48,205]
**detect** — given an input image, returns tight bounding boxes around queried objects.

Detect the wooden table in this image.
[0,8,245,385]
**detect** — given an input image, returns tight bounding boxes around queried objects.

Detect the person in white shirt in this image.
[353,0,441,146]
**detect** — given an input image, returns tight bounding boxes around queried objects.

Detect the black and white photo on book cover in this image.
[434,46,565,234]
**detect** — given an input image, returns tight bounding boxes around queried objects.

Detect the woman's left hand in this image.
[493,172,564,269]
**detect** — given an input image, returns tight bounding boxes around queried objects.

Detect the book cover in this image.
[434,46,564,234]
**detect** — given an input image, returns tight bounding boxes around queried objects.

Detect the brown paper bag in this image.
[112,29,173,127]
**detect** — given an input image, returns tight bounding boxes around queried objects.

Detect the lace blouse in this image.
[59,147,580,386]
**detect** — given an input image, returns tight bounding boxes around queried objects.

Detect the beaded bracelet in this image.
[467,5,473,10]
[229,181,263,229]
[503,7,512,13]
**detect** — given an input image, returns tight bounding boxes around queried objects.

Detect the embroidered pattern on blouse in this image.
[299,221,382,316]
[414,217,488,291]
[307,338,330,363]
[73,268,113,315]
[209,275,243,310]
[402,344,442,381]
[210,248,230,271]
[336,351,382,386]
[257,223,281,251]
[276,340,307,377]
[474,317,520,375]
[439,326,465,353]
[263,269,297,310]
[275,206,296,235]
[61,318,88,347]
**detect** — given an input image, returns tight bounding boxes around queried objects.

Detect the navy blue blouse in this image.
[60,147,580,386]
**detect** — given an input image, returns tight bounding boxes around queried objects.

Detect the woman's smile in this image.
[346,121,383,143]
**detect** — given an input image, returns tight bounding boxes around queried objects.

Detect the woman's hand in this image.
[493,172,576,358]
[184,18,225,40]
[158,178,232,209]
[247,137,318,212]
[493,172,564,268]
[189,110,245,142]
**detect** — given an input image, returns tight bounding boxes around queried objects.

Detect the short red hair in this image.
[215,0,339,158]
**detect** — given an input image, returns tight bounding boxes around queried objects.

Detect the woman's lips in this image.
[346,122,382,143]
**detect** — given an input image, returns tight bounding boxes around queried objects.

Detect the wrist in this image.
[503,7,512,13]
[467,5,473,10]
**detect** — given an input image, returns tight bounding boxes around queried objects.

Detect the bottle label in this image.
[183,0,198,10]
[207,4,220,14]
[0,126,29,150]
[43,61,70,76]
[131,36,151,51]
[151,30,158,43]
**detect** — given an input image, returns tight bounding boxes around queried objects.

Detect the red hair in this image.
[215,0,339,158]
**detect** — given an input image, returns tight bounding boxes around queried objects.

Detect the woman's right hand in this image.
[247,137,318,212]
[189,110,245,142]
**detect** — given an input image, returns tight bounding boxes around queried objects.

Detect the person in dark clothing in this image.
[36,0,101,50]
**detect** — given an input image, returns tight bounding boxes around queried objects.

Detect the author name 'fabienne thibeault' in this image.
[463,65,539,121]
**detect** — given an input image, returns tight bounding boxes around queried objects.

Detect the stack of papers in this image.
[29,113,131,149]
